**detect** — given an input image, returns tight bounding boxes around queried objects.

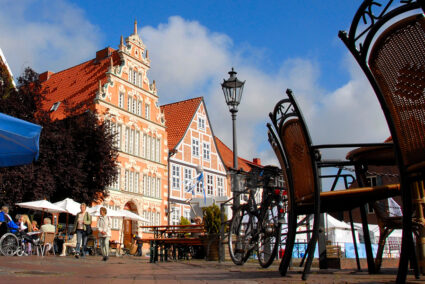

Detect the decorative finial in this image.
[98,80,102,93]
[146,49,149,59]
[134,19,138,35]
[109,57,113,71]
[120,35,124,46]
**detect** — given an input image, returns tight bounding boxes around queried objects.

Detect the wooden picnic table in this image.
[139,224,206,262]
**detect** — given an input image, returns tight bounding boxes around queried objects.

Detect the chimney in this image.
[253,158,261,165]
[95,47,114,62]
[39,71,54,82]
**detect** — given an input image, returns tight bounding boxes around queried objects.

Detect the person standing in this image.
[72,203,92,259]
[97,207,111,261]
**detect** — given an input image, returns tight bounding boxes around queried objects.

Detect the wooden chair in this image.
[339,0,425,282]
[36,232,55,256]
[267,89,400,280]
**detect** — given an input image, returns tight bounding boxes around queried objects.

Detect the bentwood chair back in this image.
[339,1,425,281]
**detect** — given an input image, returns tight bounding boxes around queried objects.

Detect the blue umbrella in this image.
[0,112,42,167]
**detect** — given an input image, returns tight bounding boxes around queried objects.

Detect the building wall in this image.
[168,102,229,225]
[93,32,168,243]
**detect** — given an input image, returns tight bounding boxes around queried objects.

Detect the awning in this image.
[0,112,42,167]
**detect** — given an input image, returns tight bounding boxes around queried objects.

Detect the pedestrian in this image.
[97,207,111,261]
[72,203,92,259]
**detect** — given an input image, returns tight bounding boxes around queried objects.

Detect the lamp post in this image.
[221,67,245,209]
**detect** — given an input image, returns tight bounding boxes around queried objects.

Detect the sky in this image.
[0,0,395,171]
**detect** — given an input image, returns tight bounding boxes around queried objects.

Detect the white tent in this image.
[53,198,81,215]
[117,209,148,222]
[325,214,359,244]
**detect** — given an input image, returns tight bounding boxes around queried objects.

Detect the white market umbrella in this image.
[117,209,148,222]
[16,200,67,213]
[53,198,81,215]
[87,205,125,217]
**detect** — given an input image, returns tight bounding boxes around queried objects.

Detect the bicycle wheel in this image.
[0,233,19,256]
[257,198,282,268]
[228,205,255,265]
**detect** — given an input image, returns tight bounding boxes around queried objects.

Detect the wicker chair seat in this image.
[296,184,400,214]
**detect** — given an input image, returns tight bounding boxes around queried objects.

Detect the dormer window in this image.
[50,101,61,112]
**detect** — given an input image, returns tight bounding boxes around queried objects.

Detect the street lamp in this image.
[221,67,245,209]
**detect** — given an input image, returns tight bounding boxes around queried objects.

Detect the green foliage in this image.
[0,67,118,206]
[179,216,190,226]
[202,204,226,235]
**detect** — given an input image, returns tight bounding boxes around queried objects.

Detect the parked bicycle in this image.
[228,165,287,268]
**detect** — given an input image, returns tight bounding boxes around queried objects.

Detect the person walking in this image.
[97,207,111,261]
[72,203,92,259]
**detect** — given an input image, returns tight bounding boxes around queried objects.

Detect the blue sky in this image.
[0,0,394,172]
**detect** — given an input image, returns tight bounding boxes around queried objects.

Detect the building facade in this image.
[40,22,168,245]
[161,98,229,224]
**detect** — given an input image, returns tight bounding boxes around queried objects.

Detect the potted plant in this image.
[202,204,225,261]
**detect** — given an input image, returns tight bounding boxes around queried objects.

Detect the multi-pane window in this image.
[156,139,160,162]
[142,134,147,158]
[137,101,142,116]
[151,137,156,162]
[207,175,214,195]
[106,205,121,229]
[133,69,137,84]
[203,142,210,160]
[128,96,132,111]
[146,175,151,196]
[129,171,134,192]
[109,168,120,191]
[119,92,124,108]
[172,165,180,190]
[171,208,180,225]
[217,177,224,196]
[125,127,130,153]
[139,73,143,88]
[129,68,133,83]
[156,178,161,198]
[145,104,150,120]
[196,175,204,194]
[129,129,134,155]
[124,170,129,191]
[116,124,122,150]
[183,210,191,222]
[135,131,140,156]
[147,136,151,160]
[192,139,199,157]
[132,98,137,113]
[134,173,139,194]
[198,117,205,130]
[184,168,192,192]
[156,212,160,226]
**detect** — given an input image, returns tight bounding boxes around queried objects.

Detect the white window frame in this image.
[156,177,161,198]
[172,165,181,190]
[125,170,129,191]
[129,129,134,155]
[198,117,205,130]
[134,172,139,194]
[135,131,140,156]
[119,92,124,108]
[184,168,192,192]
[145,104,150,120]
[192,138,199,157]
[203,142,210,160]
[207,175,214,195]
[217,177,224,197]
[171,208,180,225]
[137,100,142,116]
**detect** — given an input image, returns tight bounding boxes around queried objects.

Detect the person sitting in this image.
[59,234,77,256]
[40,218,56,254]
[31,220,39,232]
[40,217,55,233]
[0,206,19,234]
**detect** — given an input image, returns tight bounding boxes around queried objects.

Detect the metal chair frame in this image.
[267,89,401,280]
[339,0,425,282]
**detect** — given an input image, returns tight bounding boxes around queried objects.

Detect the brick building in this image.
[160,97,230,224]
[39,22,168,246]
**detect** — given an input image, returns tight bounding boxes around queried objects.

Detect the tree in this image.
[0,67,118,206]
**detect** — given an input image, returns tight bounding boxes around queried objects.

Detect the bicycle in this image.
[228,165,288,268]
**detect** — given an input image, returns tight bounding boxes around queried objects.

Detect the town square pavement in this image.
[0,255,423,283]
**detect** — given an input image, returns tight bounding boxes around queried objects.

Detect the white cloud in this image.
[141,16,390,166]
[0,0,101,77]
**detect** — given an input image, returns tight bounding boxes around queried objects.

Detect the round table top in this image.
[346,144,395,165]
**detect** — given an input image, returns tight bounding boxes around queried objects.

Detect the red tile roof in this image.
[160,97,203,150]
[214,137,260,172]
[40,47,121,120]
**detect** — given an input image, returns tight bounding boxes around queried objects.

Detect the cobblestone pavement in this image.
[0,255,423,284]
